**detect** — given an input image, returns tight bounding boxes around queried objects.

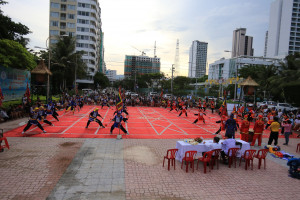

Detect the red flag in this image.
[25,82,31,103]
[116,86,123,111]
[0,86,4,107]
[160,88,163,98]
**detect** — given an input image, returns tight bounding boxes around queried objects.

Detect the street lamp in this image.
[67,59,77,94]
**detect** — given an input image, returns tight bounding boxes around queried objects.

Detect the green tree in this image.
[0,1,31,47]
[94,72,110,89]
[269,53,300,104]
[0,39,36,70]
[46,36,87,93]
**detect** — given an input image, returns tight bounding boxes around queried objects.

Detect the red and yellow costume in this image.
[240,117,250,141]
[251,115,264,146]
[221,115,227,130]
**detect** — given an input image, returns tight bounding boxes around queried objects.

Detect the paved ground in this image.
[1,115,300,200]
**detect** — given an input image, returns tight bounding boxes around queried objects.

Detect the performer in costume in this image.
[240,116,250,141]
[251,115,264,146]
[202,101,207,111]
[47,102,59,121]
[178,104,188,117]
[265,112,275,129]
[65,99,76,114]
[169,101,178,112]
[86,108,105,128]
[22,107,46,134]
[214,115,227,134]
[210,100,215,113]
[193,108,206,124]
[38,106,54,126]
[110,112,128,134]
[101,98,110,109]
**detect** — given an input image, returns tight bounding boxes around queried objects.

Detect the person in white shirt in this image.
[220,136,236,163]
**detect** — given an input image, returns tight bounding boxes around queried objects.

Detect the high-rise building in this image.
[231,28,254,58]
[188,41,208,78]
[124,55,160,79]
[266,0,300,58]
[49,0,103,86]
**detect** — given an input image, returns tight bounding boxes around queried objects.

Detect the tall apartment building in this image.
[188,41,208,78]
[49,0,103,86]
[105,69,117,83]
[266,0,300,58]
[231,28,254,58]
[124,55,160,79]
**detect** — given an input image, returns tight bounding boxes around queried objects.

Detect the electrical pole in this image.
[171,64,175,94]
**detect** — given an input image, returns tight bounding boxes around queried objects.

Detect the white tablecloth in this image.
[175,140,250,162]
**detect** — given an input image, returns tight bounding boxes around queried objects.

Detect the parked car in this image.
[163,94,172,99]
[130,93,138,97]
[125,91,132,96]
[149,92,158,97]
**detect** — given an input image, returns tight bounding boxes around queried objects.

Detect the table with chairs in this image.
[163,139,270,173]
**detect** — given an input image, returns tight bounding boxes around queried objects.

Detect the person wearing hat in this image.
[46,102,59,121]
[251,115,264,146]
[240,116,250,141]
[38,106,54,126]
[22,107,46,134]
[110,111,128,135]
[86,108,105,129]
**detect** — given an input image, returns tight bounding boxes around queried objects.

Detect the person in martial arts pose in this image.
[86,108,105,128]
[22,107,46,134]
[110,111,129,135]
[193,108,206,124]
[178,104,188,117]
[46,102,59,121]
[38,106,54,126]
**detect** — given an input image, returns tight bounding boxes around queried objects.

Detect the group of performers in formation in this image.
[22,95,130,135]
[22,92,299,144]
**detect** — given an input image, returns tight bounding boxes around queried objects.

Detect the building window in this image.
[77,19,89,24]
[77,27,90,32]
[50,30,59,35]
[78,11,90,16]
[50,12,59,18]
[50,21,59,27]
[67,5,76,10]
[67,14,75,19]
[78,3,91,8]
[50,3,60,8]
[67,23,75,28]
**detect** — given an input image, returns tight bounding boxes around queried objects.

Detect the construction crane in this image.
[131,46,148,56]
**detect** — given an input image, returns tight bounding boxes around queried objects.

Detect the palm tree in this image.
[50,36,86,93]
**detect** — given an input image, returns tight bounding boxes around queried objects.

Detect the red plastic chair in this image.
[197,151,213,173]
[163,148,178,171]
[296,143,300,152]
[0,137,9,151]
[255,149,269,169]
[227,148,240,168]
[181,150,197,173]
[210,149,222,170]
[239,149,257,170]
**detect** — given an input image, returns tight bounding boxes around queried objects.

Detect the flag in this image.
[160,88,163,98]
[222,98,227,116]
[25,82,31,103]
[116,86,123,111]
[0,86,4,107]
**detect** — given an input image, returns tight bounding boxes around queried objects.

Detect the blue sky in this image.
[2,0,274,76]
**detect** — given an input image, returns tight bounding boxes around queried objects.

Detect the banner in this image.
[0,66,31,101]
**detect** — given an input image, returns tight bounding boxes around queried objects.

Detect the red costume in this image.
[251,115,264,146]
[240,118,250,141]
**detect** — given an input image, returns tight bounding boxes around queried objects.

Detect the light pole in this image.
[171,64,174,94]
[67,60,77,94]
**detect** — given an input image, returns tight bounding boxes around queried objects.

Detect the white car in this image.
[131,93,138,97]
[163,94,172,99]
[149,92,158,97]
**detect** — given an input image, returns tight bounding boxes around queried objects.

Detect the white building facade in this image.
[49,0,103,85]
[266,0,300,58]
[208,56,281,81]
[188,41,208,78]
[105,69,117,83]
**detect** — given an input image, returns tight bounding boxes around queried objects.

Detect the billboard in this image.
[0,65,31,101]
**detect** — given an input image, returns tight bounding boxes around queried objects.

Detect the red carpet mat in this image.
[4,105,291,139]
